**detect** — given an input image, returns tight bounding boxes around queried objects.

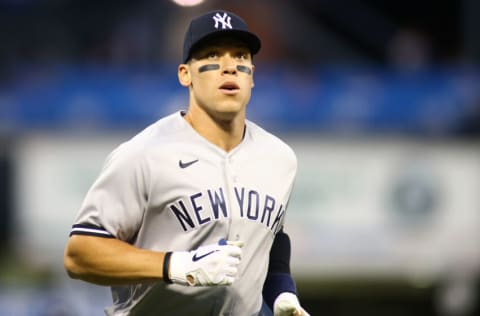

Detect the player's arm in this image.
[263,228,310,316]
[64,233,243,287]
[64,234,166,285]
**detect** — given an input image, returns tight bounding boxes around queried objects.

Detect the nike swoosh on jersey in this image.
[192,250,219,262]
[179,159,199,168]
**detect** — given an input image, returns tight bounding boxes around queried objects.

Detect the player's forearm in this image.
[64,235,166,286]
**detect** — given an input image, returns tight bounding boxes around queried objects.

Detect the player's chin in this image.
[214,103,246,118]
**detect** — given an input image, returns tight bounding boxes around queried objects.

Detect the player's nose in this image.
[221,55,237,75]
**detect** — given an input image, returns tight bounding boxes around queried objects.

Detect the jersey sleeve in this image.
[70,142,149,242]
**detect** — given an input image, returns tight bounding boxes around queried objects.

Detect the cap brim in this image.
[185,30,261,63]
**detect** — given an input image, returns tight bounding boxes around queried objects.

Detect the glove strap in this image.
[163,251,173,284]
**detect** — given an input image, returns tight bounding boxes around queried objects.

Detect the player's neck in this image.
[184,108,245,152]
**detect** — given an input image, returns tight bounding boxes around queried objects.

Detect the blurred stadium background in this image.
[0,0,479,315]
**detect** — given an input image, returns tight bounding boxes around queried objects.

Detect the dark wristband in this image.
[263,272,297,310]
[163,252,173,284]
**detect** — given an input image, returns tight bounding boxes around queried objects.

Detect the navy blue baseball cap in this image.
[182,10,261,63]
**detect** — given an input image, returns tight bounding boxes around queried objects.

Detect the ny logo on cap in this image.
[212,12,232,29]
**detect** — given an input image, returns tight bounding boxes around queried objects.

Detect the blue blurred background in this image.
[0,0,479,315]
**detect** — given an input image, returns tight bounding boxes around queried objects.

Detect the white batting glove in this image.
[169,239,243,286]
[274,292,310,316]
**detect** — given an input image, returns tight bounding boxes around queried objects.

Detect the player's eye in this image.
[235,51,250,61]
[206,51,219,59]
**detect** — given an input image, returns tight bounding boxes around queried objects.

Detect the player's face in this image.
[179,38,255,122]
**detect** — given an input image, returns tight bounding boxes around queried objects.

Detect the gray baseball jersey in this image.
[70,111,297,316]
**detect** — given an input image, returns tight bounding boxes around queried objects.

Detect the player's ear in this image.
[251,64,255,88]
[178,64,192,87]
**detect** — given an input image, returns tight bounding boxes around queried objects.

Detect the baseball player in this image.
[64,10,309,316]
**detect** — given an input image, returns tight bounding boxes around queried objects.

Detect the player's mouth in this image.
[219,82,240,95]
